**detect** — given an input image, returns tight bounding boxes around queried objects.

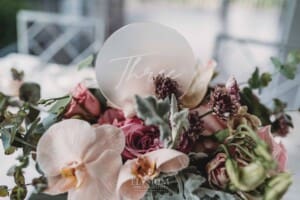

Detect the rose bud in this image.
[64,83,101,120]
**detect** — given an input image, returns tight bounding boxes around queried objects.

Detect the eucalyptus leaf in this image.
[48,95,72,115]
[169,94,189,149]
[135,95,171,146]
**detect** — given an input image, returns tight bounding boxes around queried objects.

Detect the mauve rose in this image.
[257,126,287,172]
[98,108,125,126]
[64,83,101,119]
[119,118,162,160]
[207,153,229,189]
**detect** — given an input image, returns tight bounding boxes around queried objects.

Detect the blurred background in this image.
[0,0,300,108]
[0,1,300,199]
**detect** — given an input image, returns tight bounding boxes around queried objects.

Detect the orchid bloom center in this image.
[60,161,86,190]
[131,156,159,183]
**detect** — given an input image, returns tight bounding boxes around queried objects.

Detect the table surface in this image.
[0,54,299,199]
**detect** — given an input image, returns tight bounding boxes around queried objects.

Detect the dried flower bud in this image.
[187,111,204,138]
[209,77,240,120]
[153,74,181,99]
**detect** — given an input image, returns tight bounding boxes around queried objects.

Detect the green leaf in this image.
[14,169,25,186]
[271,57,297,80]
[135,95,171,146]
[248,67,260,89]
[261,73,272,87]
[48,95,72,115]
[240,87,271,126]
[1,128,13,151]
[10,185,27,200]
[169,94,189,149]
[214,129,230,142]
[77,55,94,70]
[0,185,9,197]
[287,50,300,64]
[271,57,282,68]
[273,98,287,113]
[19,83,41,104]
[248,67,272,89]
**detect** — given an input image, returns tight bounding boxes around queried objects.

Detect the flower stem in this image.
[199,110,214,119]
[14,136,36,149]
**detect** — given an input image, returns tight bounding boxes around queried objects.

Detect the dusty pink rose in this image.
[193,104,226,136]
[98,108,125,126]
[257,126,287,172]
[119,118,162,160]
[206,153,229,189]
[64,83,101,119]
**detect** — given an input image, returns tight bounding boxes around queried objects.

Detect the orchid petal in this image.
[68,176,119,200]
[45,176,73,195]
[86,149,122,195]
[147,149,189,173]
[117,160,149,200]
[83,125,125,163]
[37,119,96,176]
[180,60,216,108]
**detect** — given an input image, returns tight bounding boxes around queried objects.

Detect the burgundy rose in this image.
[176,132,194,154]
[119,118,162,160]
[64,83,101,120]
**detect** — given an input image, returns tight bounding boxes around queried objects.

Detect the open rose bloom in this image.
[37,119,124,200]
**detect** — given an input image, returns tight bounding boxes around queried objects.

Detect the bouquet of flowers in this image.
[0,23,298,200]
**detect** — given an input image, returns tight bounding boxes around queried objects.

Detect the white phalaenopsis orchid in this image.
[36,119,125,200]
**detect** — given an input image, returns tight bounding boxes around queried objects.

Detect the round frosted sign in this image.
[95,22,196,110]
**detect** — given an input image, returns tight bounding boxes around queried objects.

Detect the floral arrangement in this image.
[0,23,299,200]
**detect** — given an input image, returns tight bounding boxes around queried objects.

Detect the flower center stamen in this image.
[60,162,85,190]
[131,156,159,184]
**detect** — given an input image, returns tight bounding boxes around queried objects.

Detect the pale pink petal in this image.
[147,149,189,173]
[68,176,119,200]
[86,150,122,194]
[180,60,216,108]
[117,160,149,200]
[37,119,96,176]
[45,176,72,195]
[257,126,287,172]
[82,125,125,163]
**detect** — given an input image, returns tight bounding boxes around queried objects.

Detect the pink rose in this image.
[64,83,101,119]
[98,108,125,126]
[119,118,162,160]
[257,126,287,172]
